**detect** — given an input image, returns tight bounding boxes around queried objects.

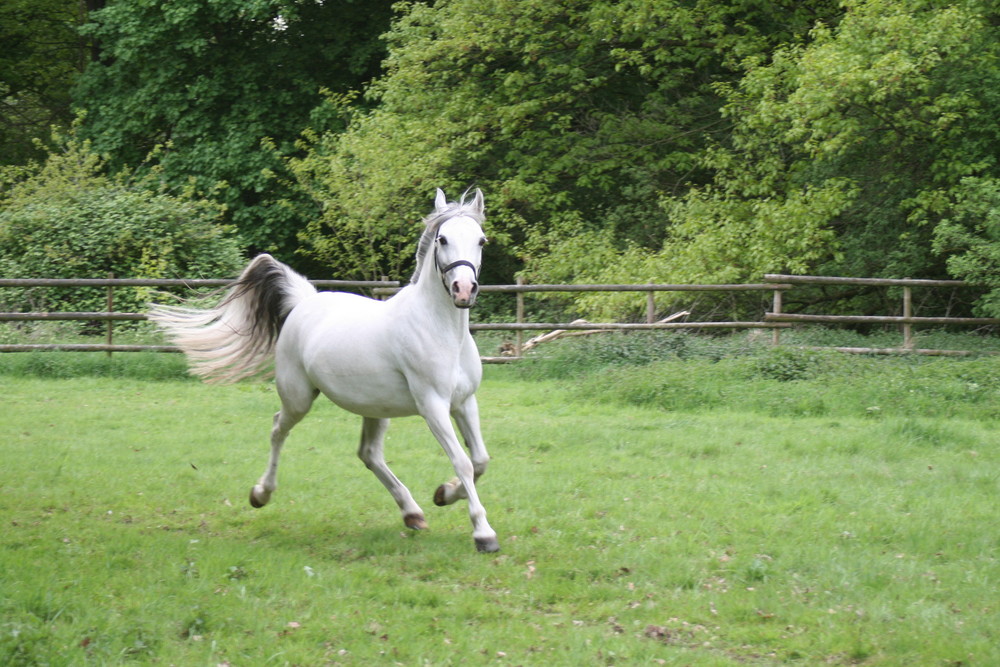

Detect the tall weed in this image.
[519,331,1000,421]
[516,331,759,379]
[0,352,192,381]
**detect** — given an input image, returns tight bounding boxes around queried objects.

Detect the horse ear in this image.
[472,188,484,215]
[434,188,448,212]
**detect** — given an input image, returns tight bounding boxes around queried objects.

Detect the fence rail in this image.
[0,278,400,288]
[1,275,997,359]
[762,274,968,288]
[762,274,1000,355]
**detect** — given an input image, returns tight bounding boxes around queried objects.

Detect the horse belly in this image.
[316,368,418,419]
[291,294,420,418]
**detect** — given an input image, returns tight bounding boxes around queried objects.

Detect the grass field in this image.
[1,340,998,665]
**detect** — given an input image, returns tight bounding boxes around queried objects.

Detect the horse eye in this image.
[437,236,448,246]
[479,237,488,247]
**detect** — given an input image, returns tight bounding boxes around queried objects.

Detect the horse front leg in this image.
[434,395,490,507]
[357,417,427,530]
[421,398,499,553]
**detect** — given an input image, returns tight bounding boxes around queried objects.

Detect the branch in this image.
[510,311,691,354]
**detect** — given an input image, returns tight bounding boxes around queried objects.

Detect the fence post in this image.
[903,284,913,350]
[106,272,114,358]
[771,287,783,346]
[646,288,656,324]
[515,276,525,357]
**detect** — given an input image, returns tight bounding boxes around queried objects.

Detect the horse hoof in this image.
[433,484,448,506]
[475,536,500,553]
[404,513,428,530]
[249,487,267,508]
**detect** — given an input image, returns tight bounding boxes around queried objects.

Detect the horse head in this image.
[422,189,487,308]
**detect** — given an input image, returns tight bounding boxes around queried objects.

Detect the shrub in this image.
[0,139,244,319]
[750,346,830,382]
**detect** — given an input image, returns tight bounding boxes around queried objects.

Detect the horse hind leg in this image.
[249,409,300,507]
[249,384,317,508]
[358,417,427,530]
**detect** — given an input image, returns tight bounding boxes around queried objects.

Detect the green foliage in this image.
[74,0,395,261]
[750,346,830,382]
[644,0,1000,307]
[505,0,1000,319]
[933,177,1000,316]
[11,0,1000,324]
[292,0,838,281]
[0,0,82,165]
[0,138,244,315]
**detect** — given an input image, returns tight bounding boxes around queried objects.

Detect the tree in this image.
[0,0,86,165]
[649,0,1000,314]
[74,0,395,264]
[291,0,839,283]
[933,177,1000,317]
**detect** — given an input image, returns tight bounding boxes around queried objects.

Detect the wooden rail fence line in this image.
[762,274,1000,355]
[1,275,998,360]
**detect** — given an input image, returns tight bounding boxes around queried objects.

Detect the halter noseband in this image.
[438,258,479,280]
[435,253,480,299]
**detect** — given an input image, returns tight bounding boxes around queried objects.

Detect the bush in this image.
[0,139,244,319]
[750,346,831,382]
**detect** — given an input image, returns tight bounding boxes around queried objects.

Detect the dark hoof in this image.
[249,488,265,508]
[433,485,448,506]
[404,513,428,530]
[475,536,501,553]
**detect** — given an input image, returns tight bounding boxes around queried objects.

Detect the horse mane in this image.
[410,190,485,285]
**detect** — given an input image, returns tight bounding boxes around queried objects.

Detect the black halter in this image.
[436,254,479,296]
[438,259,479,279]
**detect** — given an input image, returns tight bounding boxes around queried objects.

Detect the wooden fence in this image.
[1,275,998,360]
[763,274,1000,356]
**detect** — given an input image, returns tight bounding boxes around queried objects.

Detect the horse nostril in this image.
[471,283,479,294]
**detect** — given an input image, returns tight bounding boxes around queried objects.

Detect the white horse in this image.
[149,189,499,552]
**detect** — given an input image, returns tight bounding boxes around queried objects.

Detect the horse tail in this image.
[149,254,317,384]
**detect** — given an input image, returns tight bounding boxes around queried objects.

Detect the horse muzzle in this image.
[439,258,480,309]
[451,278,479,309]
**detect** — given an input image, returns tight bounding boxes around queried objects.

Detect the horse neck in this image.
[409,257,470,334]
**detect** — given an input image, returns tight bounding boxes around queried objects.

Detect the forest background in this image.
[2,0,1000,320]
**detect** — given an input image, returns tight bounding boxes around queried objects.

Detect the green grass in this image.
[1,341,998,665]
